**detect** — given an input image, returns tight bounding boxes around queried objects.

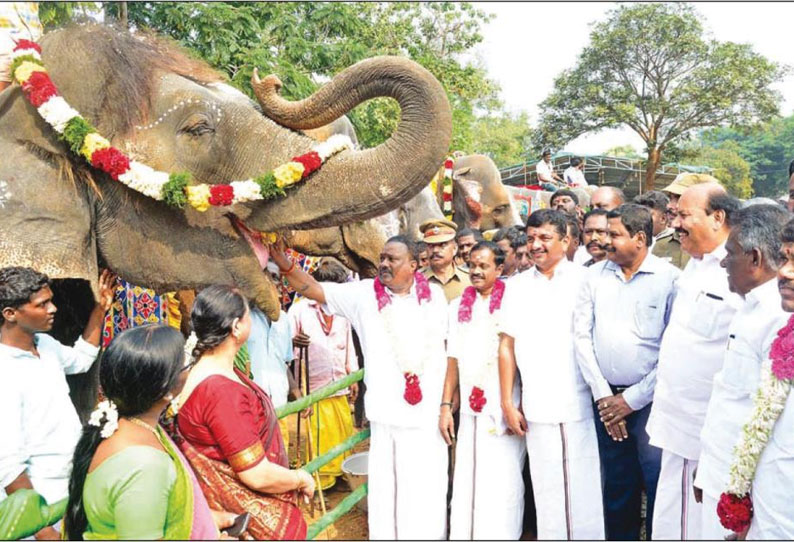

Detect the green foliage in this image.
[46,2,500,153]
[603,145,643,159]
[61,117,96,154]
[465,111,534,167]
[699,116,794,197]
[38,2,100,29]
[692,143,754,198]
[254,172,285,200]
[162,172,190,208]
[535,3,785,184]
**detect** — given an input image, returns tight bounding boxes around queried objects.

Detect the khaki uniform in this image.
[423,266,471,303]
[652,230,690,270]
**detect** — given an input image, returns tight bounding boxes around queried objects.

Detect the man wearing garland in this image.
[646,183,743,539]
[694,204,791,539]
[421,219,471,302]
[498,209,605,539]
[440,241,526,539]
[269,235,449,539]
[574,204,679,540]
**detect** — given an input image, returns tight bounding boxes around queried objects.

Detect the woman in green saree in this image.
[63,325,231,540]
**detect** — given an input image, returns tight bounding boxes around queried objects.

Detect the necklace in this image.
[127,416,160,437]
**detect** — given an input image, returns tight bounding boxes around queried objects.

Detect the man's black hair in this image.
[415,240,428,253]
[607,204,654,246]
[492,226,528,251]
[570,157,582,168]
[525,209,568,239]
[470,240,506,267]
[583,208,609,225]
[456,228,484,242]
[565,213,581,241]
[0,267,51,323]
[550,189,579,207]
[386,235,418,262]
[634,191,670,214]
[705,193,742,225]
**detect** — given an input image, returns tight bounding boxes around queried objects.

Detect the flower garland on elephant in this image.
[9,39,353,212]
[718,314,794,533]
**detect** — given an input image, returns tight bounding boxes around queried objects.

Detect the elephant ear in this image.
[452,178,483,228]
[452,166,472,180]
[340,220,386,278]
[0,86,99,291]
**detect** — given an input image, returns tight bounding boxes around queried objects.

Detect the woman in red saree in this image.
[167,285,314,540]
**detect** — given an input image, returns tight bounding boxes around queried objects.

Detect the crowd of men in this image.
[5,170,794,541]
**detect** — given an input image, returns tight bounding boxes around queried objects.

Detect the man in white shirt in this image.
[441,241,526,539]
[0,266,114,540]
[499,209,605,540]
[646,183,743,539]
[563,157,588,188]
[270,235,449,540]
[695,204,791,539]
[746,217,794,538]
[536,149,564,188]
[575,204,679,539]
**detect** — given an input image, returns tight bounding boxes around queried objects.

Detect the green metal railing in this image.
[277,368,368,540]
[1,369,367,540]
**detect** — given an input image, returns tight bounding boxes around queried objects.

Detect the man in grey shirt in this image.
[574,204,679,540]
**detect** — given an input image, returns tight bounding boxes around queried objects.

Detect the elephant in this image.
[431,154,523,231]
[375,184,445,241]
[0,24,452,325]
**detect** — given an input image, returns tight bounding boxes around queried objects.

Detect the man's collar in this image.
[604,251,661,278]
[744,276,779,307]
[702,241,728,263]
[655,227,674,241]
[531,257,571,279]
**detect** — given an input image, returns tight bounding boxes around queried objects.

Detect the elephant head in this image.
[447,154,523,231]
[0,25,451,320]
[374,184,444,241]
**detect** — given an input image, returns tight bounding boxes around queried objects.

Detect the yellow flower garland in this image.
[185,185,211,212]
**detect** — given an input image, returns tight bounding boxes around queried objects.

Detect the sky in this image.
[475,2,794,156]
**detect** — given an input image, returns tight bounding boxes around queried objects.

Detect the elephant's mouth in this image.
[227,213,271,271]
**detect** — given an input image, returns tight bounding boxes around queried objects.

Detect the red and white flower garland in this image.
[374,272,433,405]
[10,39,353,212]
[718,314,794,533]
[457,280,505,413]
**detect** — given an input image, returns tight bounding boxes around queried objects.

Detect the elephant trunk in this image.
[249,56,452,230]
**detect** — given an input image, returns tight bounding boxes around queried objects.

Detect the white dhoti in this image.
[651,449,701,539]
[367,421,449,540]
[526,418,604,540]
[450,413,527,540]
[701,492,731,541]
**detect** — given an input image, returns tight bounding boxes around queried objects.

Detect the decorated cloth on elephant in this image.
[320,277,449,539]
[101,279,171,348]
[173,369,306,540]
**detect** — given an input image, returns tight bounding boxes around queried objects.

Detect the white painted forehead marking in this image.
[134,95,224,131]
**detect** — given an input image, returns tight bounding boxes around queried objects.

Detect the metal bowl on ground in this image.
[341,452,368,512]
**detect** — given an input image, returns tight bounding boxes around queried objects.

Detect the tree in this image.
[603,145,642,159]
[467,111,533,167]
[535,3,785,190]
[700,116,794,197]
[691,142,754,198]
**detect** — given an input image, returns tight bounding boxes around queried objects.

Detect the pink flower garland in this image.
[718,314,794,533]
[373,272,432,406]
[457,279,505,322]
[457,279,505,413]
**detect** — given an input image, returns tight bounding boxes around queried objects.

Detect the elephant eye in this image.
[181,119,215,137]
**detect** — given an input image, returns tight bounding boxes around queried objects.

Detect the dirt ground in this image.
[283,414,370,540]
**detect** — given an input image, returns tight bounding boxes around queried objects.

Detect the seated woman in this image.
[64,325,231,540]
[170,285,313,540]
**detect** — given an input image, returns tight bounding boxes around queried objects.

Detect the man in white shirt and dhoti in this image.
[440,241,526,540]
[270,235,449,540]
[694,204,791,539]
[740,217,794,538]
[574,204,679,540]
[499,209,605,540]
[646,183,743,539]
[0,266,114,540]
